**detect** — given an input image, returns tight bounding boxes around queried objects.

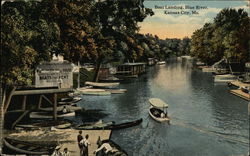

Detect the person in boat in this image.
[80,134,91,156]
[62,148,70,156]
[153,110,160,117]
[77,130,83,155]
[160,112,166,118]
[62,106,68,114]
[51,145,62,156]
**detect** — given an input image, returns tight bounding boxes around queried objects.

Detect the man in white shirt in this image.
[94,142,118,155]
[80,134,91,156]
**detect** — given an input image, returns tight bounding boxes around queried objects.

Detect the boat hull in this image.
[30,111,75,119]
[3,137,56,155]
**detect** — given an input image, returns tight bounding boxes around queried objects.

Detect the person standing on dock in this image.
[80,134,91,156]
[77,130,83,155]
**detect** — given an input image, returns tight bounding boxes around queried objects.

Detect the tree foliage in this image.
[190,8,250,65]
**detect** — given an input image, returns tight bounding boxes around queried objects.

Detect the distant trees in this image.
[190,8,250,65]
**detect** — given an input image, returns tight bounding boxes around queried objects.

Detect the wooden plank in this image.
[230,89,250,101]
[41,95,53,106]
[13,88,73,95]
[11,110,30,129]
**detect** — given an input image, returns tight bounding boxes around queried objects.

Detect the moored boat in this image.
[157,61,166,65]
[75,88,111,96]
[107,118,143,130]
[148,98,170,122]
[3,137,57,155]
[39,105,82,112]
[15,120,72,130]
[214,74,238,83]
[85,81,120,88]
[29,111,75,119]
[58,96,82,105]
[75,121,115,130]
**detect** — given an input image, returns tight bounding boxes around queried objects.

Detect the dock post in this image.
[37,95,42,109]
[22,95,27,110]
[53,93,57,120]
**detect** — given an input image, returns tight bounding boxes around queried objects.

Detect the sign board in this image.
[35,61,74,88]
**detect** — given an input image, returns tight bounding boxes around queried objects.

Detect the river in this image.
[77,58,249,156]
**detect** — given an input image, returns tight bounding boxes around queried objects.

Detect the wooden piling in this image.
[37,95,42,109]
[53,94,57,120]
[22,95,27,110]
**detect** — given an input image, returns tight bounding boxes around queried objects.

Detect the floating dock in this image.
[228,81,249,88]
[230,89,250,101]
[4,129,111,156]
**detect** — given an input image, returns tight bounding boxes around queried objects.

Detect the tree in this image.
[1,1,61,112]
[190,8,250,64]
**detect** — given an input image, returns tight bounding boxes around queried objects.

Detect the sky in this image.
[139,0,250,39]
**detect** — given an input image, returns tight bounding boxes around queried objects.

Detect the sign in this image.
[245,62,250,68]
[35,62,74,88]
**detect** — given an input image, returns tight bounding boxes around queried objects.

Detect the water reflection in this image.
[77,59,249,156]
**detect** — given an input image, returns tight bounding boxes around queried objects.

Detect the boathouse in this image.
[35,61,74,88]
[115,62,146,78]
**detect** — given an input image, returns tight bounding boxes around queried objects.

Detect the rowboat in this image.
[75,121,115,130]
[105,89,127,94]
[85,81,120,88]
[15,120,72,130]
[107,118,142,130]
[76,88,111,96]
[39,105,82,112]
[148,98,170,122]
[3,137,56,155]
[214,74,238,83]
[157,61,166,65]
[58,96,82,105]
[95,139,128,156]
[29,111,75,119]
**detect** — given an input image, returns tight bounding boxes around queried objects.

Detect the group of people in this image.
[77,131,116,156]
[77,131,91,156]
[51,146,70,156]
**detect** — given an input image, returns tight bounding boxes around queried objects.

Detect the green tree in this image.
[1,1,60,113]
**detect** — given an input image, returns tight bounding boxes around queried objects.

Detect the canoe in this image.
[107,118,143,130]
[75,121,115,130]
[30,111,75,119]
[105,89,127,94]
[85,81,120,88]
[15,120,72,130]
[149,106,170,122]
[96,139,128,156]
[3,137,56,155]
[157,61,166,65]
[39,105,82,112]
[76,88,111,95]
[58,96,82,105]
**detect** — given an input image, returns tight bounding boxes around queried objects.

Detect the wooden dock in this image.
[4,129,111,156]
[229,81,250,88]
[230,89,250,101]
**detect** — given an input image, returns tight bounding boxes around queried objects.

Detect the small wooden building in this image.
[115,63,146,78]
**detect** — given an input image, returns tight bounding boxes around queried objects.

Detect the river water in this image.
[77,59,249,156]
